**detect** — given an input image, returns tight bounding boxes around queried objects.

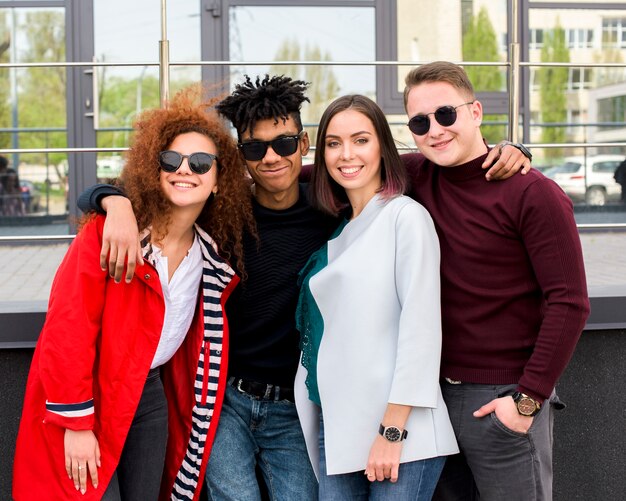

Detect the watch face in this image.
[517,397,537,416]
[383,427,402,442]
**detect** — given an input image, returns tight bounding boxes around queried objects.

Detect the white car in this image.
[545,155,624,206]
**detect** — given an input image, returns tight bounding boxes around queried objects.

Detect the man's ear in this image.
[471,100,483,127]
[300,131,310,156]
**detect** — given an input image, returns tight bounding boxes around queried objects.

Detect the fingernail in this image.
[81,488,86,494]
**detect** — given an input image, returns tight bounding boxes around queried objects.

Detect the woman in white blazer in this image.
[295,95,458,500]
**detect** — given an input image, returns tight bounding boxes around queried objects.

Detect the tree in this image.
[269,38,301,82]
[303,45,340,142]
[269,40,340,142]
[538,20,570,159]
[0,11,11,149]
[462,6,504,143]
[462,7,502,92]
[97,74,161,149]
[17,10,67,167]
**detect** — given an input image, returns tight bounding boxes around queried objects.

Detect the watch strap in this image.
[499,140,533,161]
[512,391,541,416]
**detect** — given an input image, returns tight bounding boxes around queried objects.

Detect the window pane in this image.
[228,5,375,138]
[94,0,201,157]
[396,0,508,93]
[528,7,626,212]
[0,7,68,231]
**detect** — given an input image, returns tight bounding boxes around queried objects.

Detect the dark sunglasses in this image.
[238,131,304,161]
[407,102,475,136]
[159,151,218,175]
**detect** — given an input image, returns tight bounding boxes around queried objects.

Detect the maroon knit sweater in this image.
[401,151,590,401]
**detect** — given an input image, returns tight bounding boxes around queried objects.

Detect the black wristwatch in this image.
[378,424,408,442]
[512,392,542,417]
[499,141,532,162]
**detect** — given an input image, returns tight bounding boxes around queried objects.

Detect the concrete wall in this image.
[1,329,625,500]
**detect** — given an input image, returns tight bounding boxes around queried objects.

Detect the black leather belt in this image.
[229,377,295,403]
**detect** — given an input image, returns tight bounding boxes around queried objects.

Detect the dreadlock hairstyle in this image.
[215,74,310,138]
[118,85,255,274]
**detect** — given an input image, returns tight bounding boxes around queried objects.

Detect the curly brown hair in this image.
[119,85,255,273]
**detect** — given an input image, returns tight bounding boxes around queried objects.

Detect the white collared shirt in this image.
[150,234,203,368]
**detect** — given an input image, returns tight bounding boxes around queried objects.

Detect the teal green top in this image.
[296,219,347,406]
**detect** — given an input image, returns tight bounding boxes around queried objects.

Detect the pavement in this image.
[0,221,624,309]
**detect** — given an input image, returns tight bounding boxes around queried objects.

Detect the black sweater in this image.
[227,184,337,386]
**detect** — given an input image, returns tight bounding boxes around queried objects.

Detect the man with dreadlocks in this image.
[202,76,338,499]
[78,74,531,500]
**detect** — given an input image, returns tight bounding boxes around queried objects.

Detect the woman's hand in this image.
[365,434,403,483]
[64,429,101,494]
[100,196,142,283]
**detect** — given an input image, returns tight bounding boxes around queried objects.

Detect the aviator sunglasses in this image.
[407,101,475,136]
[238,131,304,161]
[159,151,218,175]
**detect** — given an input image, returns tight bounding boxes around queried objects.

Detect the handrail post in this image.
[508,0,520,142]
[159,0,169,108]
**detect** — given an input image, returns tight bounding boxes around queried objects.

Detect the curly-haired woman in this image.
[13,86,255,501]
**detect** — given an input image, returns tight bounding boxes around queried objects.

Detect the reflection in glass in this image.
[94,0,201,150]
[0,7,68,227]
[528,8,626,176]
[396,0,508,93]
[229,6,375,133]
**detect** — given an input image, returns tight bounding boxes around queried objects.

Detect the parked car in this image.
[20,180,42,213]
[544,155,624,206]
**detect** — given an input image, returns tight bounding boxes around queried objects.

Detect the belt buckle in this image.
[236,378,246,394]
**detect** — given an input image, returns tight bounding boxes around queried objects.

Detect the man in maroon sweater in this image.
[403,61,589,501]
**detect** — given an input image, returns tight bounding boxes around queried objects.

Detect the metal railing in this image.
[2,0,626,240]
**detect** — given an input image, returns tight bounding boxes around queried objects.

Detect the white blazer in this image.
[295,194,458,477]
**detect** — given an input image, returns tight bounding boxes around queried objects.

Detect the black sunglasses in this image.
[159,151,218,175]
[238,131,303,161]
[407,102,475,136]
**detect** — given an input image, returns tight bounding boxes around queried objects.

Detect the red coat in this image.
[13,216,238,500]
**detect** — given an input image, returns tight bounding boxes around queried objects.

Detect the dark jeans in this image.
[433,382,560,501]
[102,368,168,501]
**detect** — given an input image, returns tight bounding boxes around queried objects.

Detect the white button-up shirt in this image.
[150,235,203,368]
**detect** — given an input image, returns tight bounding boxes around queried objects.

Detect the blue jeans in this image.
[318,415,446,501]
[205,384,317,501]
